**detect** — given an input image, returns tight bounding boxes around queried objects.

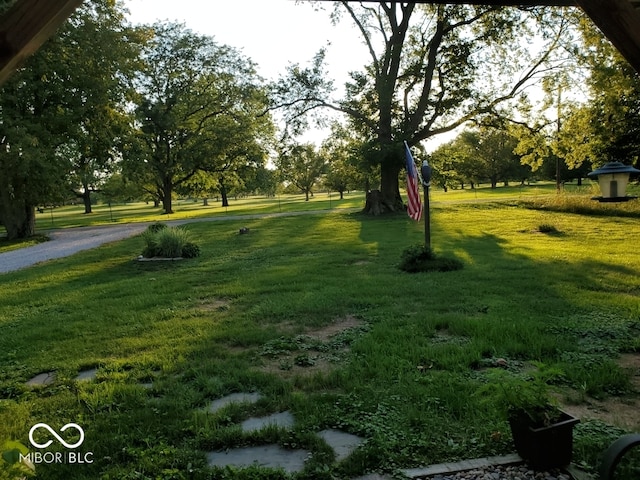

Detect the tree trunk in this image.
[0,202,36,240]
[362,157,403,215]
[161,177,173,214]
[82,188,92,214]
[220,183,229,207]
[203,198,209,206]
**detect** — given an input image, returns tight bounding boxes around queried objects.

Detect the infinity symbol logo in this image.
[29,423,85,449]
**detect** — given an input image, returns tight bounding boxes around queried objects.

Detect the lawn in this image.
[0,193,639,479]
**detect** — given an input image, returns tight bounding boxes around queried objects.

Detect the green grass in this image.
[1,194,640,479]
[3,179,625,234]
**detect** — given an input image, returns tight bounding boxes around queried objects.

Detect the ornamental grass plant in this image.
[141,223,200,259]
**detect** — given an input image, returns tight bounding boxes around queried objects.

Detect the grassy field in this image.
[0,188,639,479]
[19,180,631,232]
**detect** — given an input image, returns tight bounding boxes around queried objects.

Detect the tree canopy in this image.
[271,2,573,214]
[125,22,274,214]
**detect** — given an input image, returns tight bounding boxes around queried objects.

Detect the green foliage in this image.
[128,22,274,215]
[0,440,35,479]
[181,242,201,259]
[479,365,564,427]
[147,221,169,233]
[399,244,464,273]
[141,224,200,258]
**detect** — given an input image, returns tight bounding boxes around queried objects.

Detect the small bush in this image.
[155,227,188,258]
[538,224,560,234]
[141,225,200,258]
[181,242,201,259]
[399,244,464,273]
[147,222,168,233]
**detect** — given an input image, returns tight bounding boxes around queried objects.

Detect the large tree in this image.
[128,22,272,214]
[59,0,140,214]
[0,0,135,238]
[276,143,328,201]
[272,2,572,214]
[563,17,640,169]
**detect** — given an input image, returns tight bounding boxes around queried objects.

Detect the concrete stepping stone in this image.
[207,444,310,473]
[318,429,365,462]
[208,392,263,413]
[75,368,98,382]
[25,372,56,387]
[241,411,294,433]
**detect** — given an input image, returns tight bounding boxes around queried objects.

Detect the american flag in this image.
[404,141,423,221]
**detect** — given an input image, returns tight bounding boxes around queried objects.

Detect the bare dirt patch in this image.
[560,353,640,431]
[308,315,363,341]
[197,297,231,312]
[255,315,366,379]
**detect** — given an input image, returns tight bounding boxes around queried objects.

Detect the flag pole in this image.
[423,181,431,250]
[420,159,432,251]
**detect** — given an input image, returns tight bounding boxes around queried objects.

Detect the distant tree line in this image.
[1,1,638,239]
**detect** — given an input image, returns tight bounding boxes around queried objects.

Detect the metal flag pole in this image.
[421,160,432,250]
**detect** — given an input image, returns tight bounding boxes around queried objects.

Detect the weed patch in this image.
[398,244,464,273]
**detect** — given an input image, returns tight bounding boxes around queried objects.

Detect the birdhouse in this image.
[587,162,640,202]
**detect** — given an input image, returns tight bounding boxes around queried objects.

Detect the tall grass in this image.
[0,202,639,478]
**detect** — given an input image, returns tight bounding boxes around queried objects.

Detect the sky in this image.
[123,0,454,149]
[125,0,367,95]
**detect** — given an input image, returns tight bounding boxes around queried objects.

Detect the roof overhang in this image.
[0,0,85,85]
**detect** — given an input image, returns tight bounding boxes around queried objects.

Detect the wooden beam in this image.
[0,0,85,85]
[576,0,640,72]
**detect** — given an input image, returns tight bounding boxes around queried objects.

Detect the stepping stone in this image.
[241,411,294,433]
[318,429,365,462]
[207,444,310,473]
[208,392,262,413]
[26,372,56,387]
[75,368,98,382]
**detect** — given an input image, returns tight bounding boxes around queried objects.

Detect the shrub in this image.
[155,227,188,258]
[141,225,200,258]
[538,224,560,234]
[181,242,201,259]
[399,244,464,273]
[147,222,168,233]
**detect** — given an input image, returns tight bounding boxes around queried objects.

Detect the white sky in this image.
[125,0,367,90]
[123,0,455,149]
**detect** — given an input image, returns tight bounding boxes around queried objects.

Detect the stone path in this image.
[24,372,589,479]
[204,392,366,474]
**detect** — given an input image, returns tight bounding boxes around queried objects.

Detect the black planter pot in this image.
[508,410,580,470]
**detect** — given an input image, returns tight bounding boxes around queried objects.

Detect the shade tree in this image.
[271,3,573,215]
[127,22,273,214]
[0,0,136,238]
[276,143,328,201]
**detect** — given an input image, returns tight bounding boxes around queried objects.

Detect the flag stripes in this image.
[404,141,423,221]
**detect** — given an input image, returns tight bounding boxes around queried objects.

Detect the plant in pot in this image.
[480,365,580,470]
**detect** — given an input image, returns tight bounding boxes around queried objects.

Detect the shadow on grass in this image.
[0,208,638,478]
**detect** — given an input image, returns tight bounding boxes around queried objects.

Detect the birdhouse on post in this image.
[588,162,640,202]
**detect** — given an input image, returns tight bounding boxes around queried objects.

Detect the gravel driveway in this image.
[0,223,150,274]
[0,210,359,274]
